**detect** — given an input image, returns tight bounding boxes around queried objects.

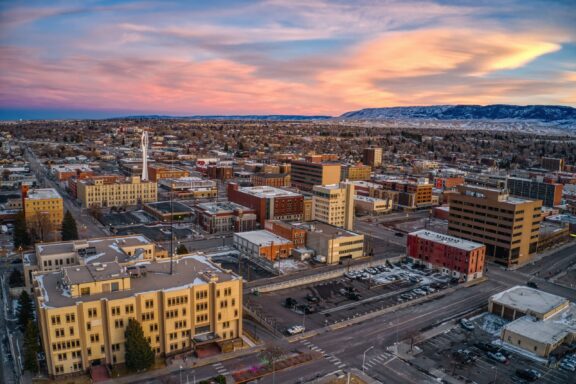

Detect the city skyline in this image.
[1,0,576,119]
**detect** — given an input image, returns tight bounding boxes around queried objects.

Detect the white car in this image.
[287,325,306,335]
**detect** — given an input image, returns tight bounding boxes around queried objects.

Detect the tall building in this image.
[290,159,341,191]
[448,185,542,267]
[407,230,485,281]
[507,177,563,207]
[227,183,304,226]
[33,257,242,378]
[363,148,382,168]
[312,182,355,230]
[541,157,564,172]
[22,186,64,240]
[76,176,158,208]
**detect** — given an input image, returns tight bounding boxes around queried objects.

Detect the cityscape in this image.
[1,1,576,384]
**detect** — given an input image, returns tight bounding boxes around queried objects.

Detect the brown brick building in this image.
[251,173,291,187]
[147,165,190,182]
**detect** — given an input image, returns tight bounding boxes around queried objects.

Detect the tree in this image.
[125,319,154,372]
[13,210,31,248]
[17,290,34,330]
[8,269,24,288]
[61,210,79,241]
[23,320,39,374]
[176,244,188,255]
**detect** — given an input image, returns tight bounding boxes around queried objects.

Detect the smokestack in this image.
[141,131,149,181]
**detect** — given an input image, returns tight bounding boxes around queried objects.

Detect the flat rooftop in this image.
[409,230,484,251]
[293,221,361,238]
[504,316,569,345]
[234,230,292,245]
[354,195,389,203]
[36,235,154,264]
[490,286,568,316]
[146,201,194,214]
[239,186,301,198]
[26,188,61,200]
[197,201,253,214]
[35,256,237,308]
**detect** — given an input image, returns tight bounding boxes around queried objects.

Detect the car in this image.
[560,362,576,372]
[347,292,362,301]
[474,342,499,353]
[394,232,405,237]
[409,276,423,283]
[344,272,356,279]
[526,281,538,289]
[412,289,426,296]
[286,325,306,335]
[421,286,436,293]
[487,352,508,364]
[284,297,298,308]
[515,369,539,382]
[359,273,371,281]
[339,288,348,295]
[460,319,475,331]
[305,294,320,303]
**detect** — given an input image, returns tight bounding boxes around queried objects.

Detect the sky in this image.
[1,0,575,119]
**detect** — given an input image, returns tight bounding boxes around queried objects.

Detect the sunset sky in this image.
[1,0,575,119]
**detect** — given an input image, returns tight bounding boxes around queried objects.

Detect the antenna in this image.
[141,130,149,181]
[170,178,174,275]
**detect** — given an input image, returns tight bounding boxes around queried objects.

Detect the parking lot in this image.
[411,313,575,384]
[245,261,457,335]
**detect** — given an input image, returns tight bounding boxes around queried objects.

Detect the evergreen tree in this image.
[13,210,31,248]
[23,320,39,374]
[17,290,34,330]
[61,210,79,241]
[176,243,188,255]
[8,269,24,288]
[125,319,154,372]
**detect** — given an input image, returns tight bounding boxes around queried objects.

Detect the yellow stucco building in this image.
[312,182,355,230]
[76,176,157,208]
[23,187,64,240]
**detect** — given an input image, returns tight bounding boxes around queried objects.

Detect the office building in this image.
[195,202,257,234]
[541,157,564,172]
[158,177,217,199]
[290,159,341,191]
[251,173,291,188]
[265,220,307,248]
[22,186,64,239]
[341,164,371,181]
[227,183,304,226]
[312,183,355,230]
[293,221,364,264]
[376,177,433,209]
[77,176,158,208]
[354,195,393,215]
[147,165,190,182]
[34,257,242,378]
[448,185,542,267]
[363,148,382,168]
[507,177,563,207]
[407,230,485,281]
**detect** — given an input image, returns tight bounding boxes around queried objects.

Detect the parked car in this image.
[412,289,427,296]
[306,294,320,303]
[487,352,508,364]
[460,318,475,331]
[409,276,422,283]
[515,369,540,382]
[474,342,499,353]
[284,297,298,308]
[286,325,306,335]
[526,281,538,289]
[559,361,576,372]
[395,232,404,237]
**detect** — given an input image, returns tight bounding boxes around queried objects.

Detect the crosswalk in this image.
[299,339,347,369]
[212,361,229,376]
[362,351,395,370]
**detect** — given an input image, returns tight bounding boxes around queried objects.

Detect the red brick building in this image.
[407,230,485,281]
[227,183,304,226]
[265,220,306,247]
[434,177,465,190]
[251,173,291,188]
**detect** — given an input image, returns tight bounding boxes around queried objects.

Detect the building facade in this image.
[507,177,563,207]
[362,148,382,168]
[290,159,341,191]
[541,157,564,172]
[233,230,293,261]
[312,183,355,230]
[22,186,64,240]
[158,177,217,199]
[265,220,307,248]
[448,185,542,267]
[407,230,485,281]
[147,165,190,182]
[341,164,371,181]
[251,173,291,188]
[77,176,158,208]
[195,202,257,234]
[34,258,242,378]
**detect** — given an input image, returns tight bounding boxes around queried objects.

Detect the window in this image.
[90,334,100,343]
[125,304,134,314]
[114,319,124,329]
[88,308,97,318]
[65,313,76,323]
[51,315,61,325]
[80,287,90,296]
[145,299,154,309]
[111,306,120,316]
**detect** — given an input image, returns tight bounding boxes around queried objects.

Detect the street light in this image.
[362,345,374,373]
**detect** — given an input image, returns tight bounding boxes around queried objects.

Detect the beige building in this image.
[312,183,355,230]
[293,221,364,264]
[489,286,576,358]
[77,176,158,208]
[354,195,393,215]
[363,148,382,168]
[448,185,542,267]
[23,187,64,241]
[290,159,341,191]
[34,257,242,378]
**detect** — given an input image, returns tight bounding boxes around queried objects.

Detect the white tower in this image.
[141,131,149,181]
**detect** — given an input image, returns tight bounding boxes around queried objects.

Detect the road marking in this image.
[336,362,347,368]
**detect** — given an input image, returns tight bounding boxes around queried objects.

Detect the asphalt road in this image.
[518,241,576,278]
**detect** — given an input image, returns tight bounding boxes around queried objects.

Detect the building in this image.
[22,186,64,240]
[251,173,291,188]
[68,175,121,199]
[294,221,364,264]
[227,183,304,226]
[488,286,576,358]
[290,159,341,191]
[77,176,158,208]
[363,148,382,168]
[354,195,393,215]
[33,256,242,378]
[407,230,485,281]
[448,185,542,267]
[434,177,465,190]
[206,164,233,181]
[541,157,564,172]
[506,177,563,207]
[341,164,371,181]
[147,165,190,182]
[312,183,355,230]
[51,165,94,182]
[233,230,293,261]
[158,177,217,199]
[265,220,307,248]
[143,201,195,222]
[195,202,257,234]
[376,177,433,209]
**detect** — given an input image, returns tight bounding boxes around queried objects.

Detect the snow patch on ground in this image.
[497,341,549,364]
[274,259,308,274]
[475,313,509,336]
